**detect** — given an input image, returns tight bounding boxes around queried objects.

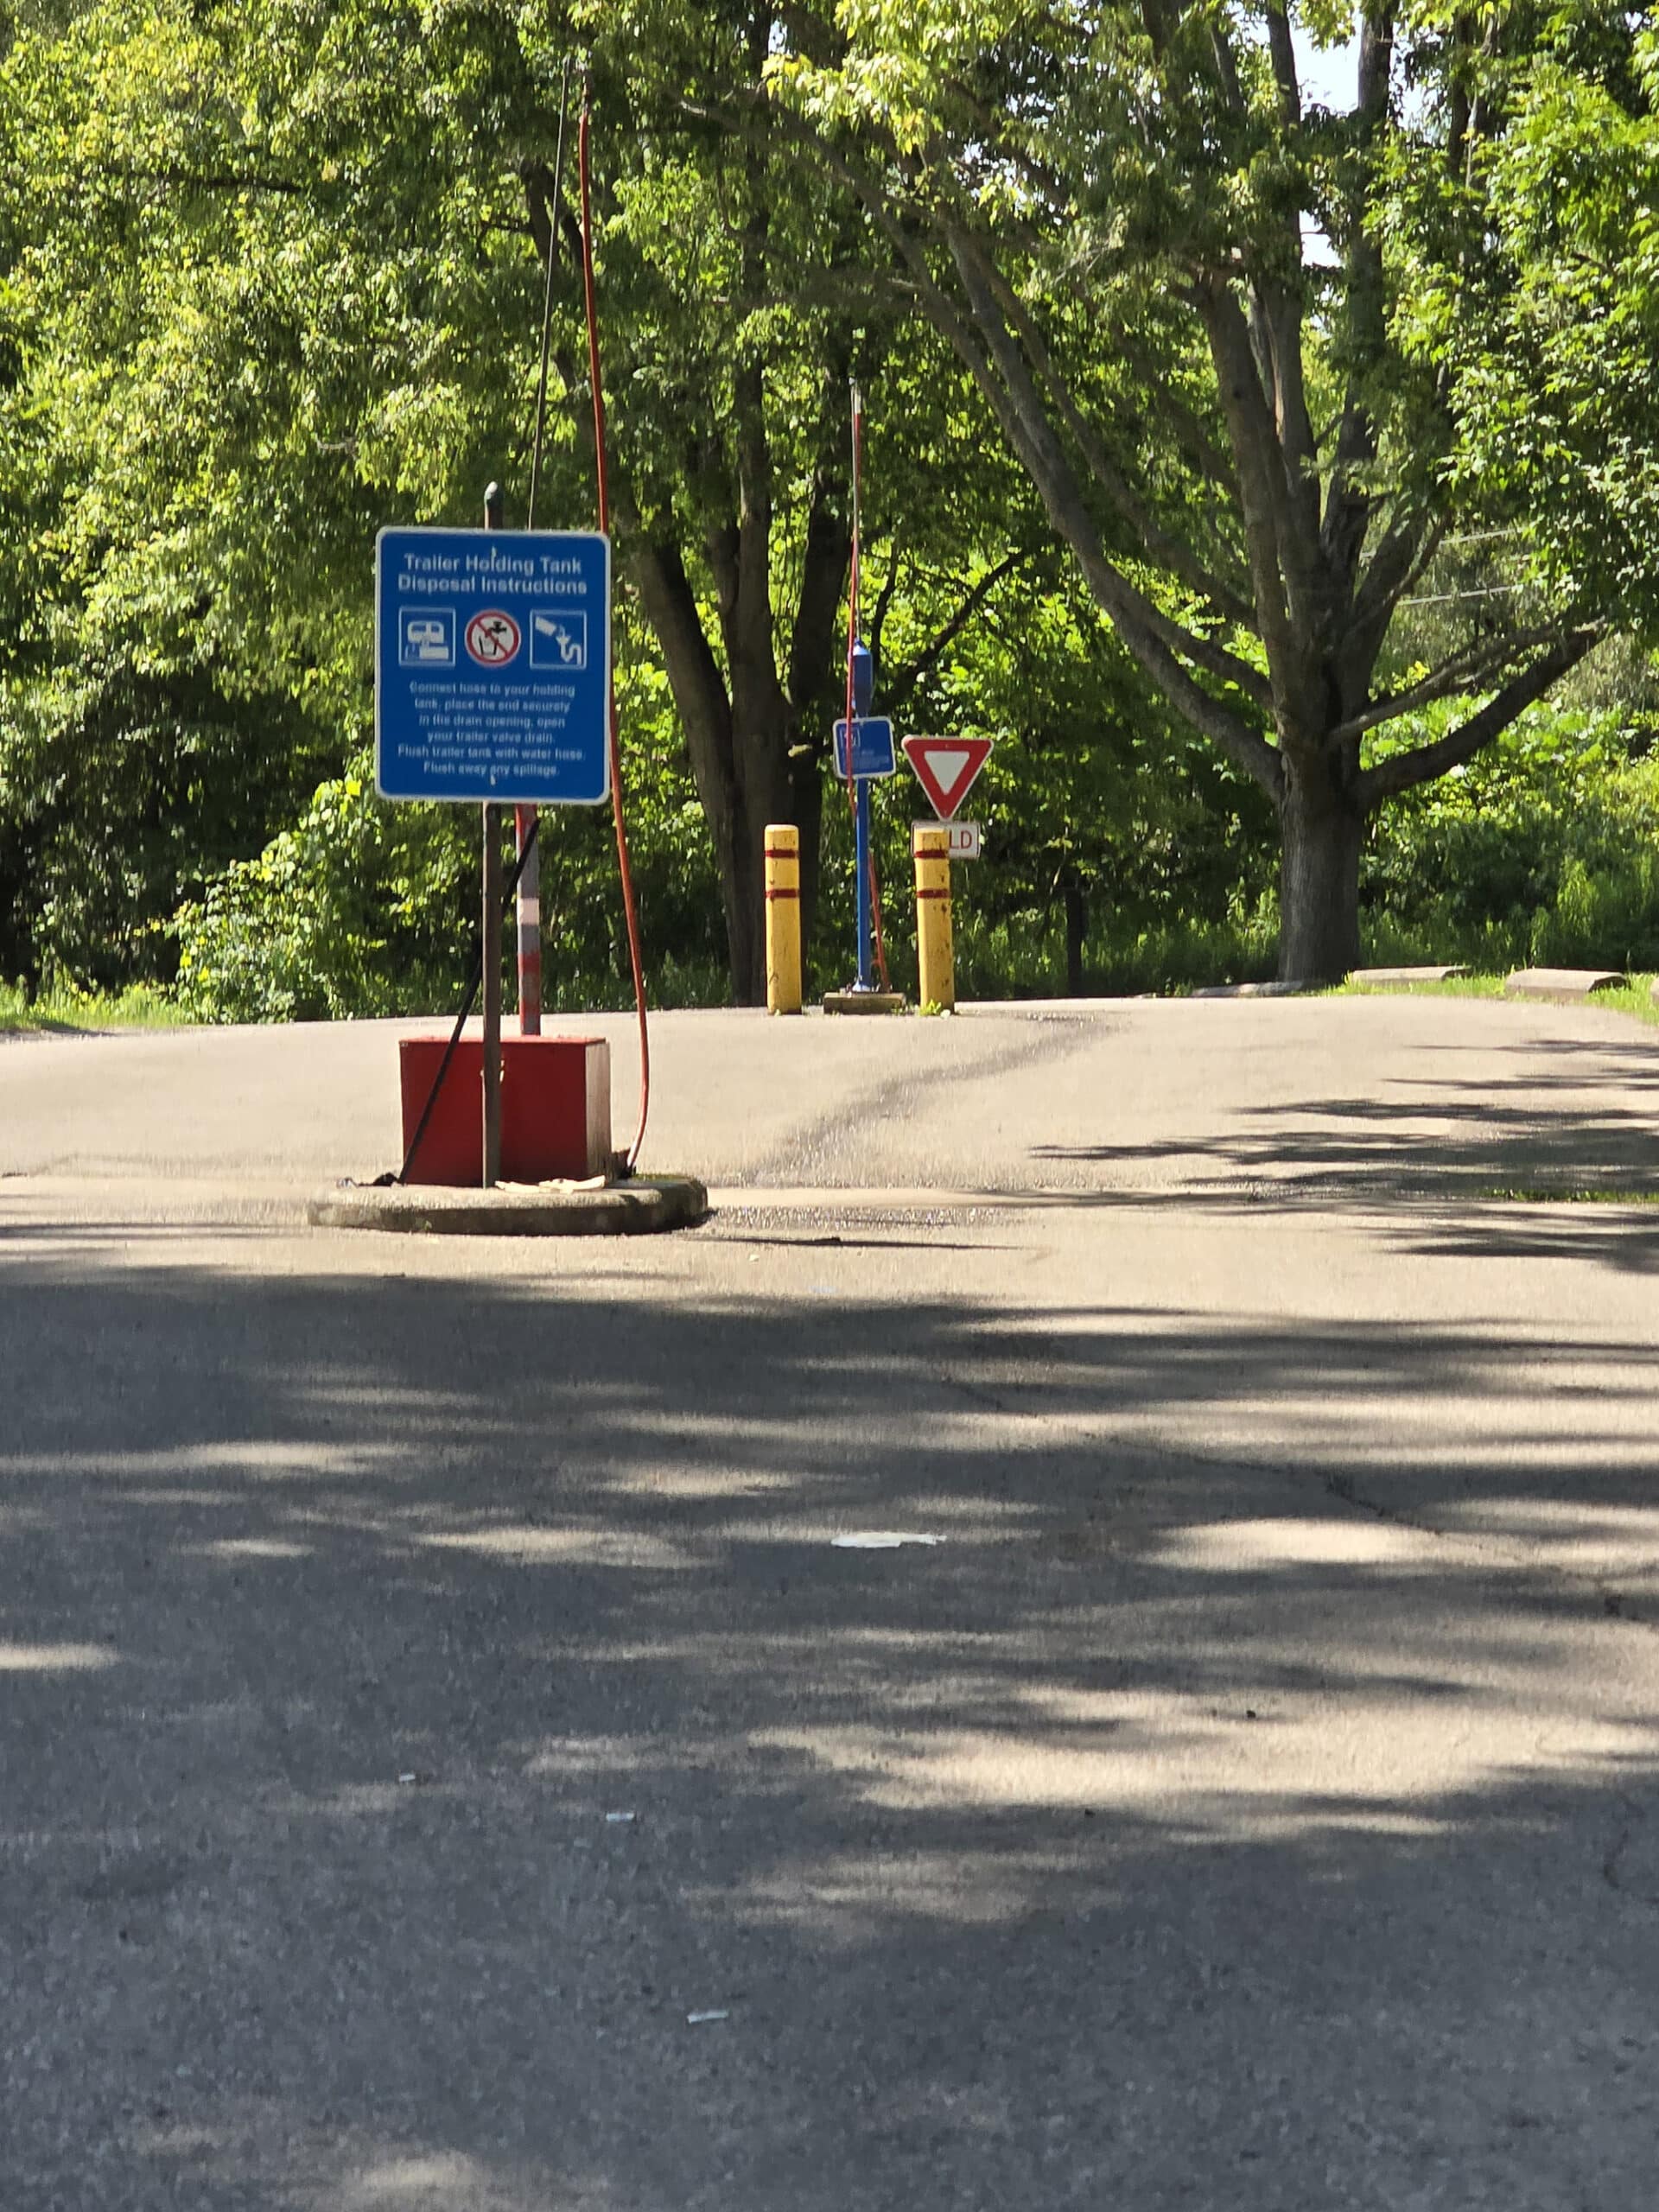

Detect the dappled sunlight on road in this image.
[8,1198,1659,2208]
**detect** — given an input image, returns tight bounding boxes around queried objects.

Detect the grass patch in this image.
[1342,971,1659,1027]
[0,981,190,1036]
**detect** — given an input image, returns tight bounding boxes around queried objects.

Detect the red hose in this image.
[579,96,651,1172]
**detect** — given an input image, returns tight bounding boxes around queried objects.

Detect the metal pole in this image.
[855,777,874,991]
[481,481,505,1185]
[514,804,542,1033]
[481,805,503,1185]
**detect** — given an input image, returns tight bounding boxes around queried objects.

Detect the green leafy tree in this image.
[1,0,892,1004]
[766,0,1649,980]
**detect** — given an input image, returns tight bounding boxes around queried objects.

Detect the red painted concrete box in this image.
[398,1036,612,1186]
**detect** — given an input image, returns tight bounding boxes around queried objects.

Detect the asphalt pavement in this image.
[3,995,1659,2209]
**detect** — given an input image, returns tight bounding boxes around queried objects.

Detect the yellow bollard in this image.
[913,823,954,1011]
[764,823,803,1014]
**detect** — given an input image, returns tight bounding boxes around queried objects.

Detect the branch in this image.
[628,536,737,812]
[981,259,1255,627]
[1192,278,1313,693]
[1321,5,1397,576]
[111,162,312,198]
[1260,281,1320,534]
[881,552,1021,716]
[1114,329,1237,493]
[1113,606,1284,797]
[948,231,1273,709]
[868,545,906,679]
[1329,625,1573,747]
[1265,6,1301,122]
[1209,21,1246,111]
[1351,512,1443,638]
[1356,630,1600,807]
[786,348,854,714]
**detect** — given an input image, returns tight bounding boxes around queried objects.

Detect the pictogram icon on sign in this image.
[530,609,588,670]
[399,609,454,667]
[902,734,993,819]
[465,608,522,666]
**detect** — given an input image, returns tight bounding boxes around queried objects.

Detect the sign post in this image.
[480,486,505,1186]
[514,805,541,1034]
[376,506,611,1184]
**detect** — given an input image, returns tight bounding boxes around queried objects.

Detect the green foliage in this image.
[174,614,725,1021]
[1362,707,1659,972]
[174,763,466,1022]
[0,0,570,989]
[949,904,1281,1001]
[0,975,185,1033]
[7,0,1659,1019]
[1387,10,1659,633]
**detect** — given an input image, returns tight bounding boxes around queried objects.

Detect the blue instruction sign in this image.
[375,527,611,804]
[833,716,897,780]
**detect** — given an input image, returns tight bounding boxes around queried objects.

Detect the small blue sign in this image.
[833,716,897,780]
[376,527,611,804]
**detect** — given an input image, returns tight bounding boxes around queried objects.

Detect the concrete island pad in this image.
[308,1173,708,1236]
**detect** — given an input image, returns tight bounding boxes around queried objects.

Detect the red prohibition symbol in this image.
[464,608,522,666]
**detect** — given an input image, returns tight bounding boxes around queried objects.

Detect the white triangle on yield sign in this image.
[901,733,994,819]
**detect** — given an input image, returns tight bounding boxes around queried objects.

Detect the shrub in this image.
[1360,705,1659,973]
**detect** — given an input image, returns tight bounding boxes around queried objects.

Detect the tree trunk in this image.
[1063,879,1087,997]
[1277,749,1363,983]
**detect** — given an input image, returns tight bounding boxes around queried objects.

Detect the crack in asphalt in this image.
[745,1018,1101,1188]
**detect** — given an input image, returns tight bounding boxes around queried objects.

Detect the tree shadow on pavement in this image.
[1033,1032,1659,1205]
[5,1246,1659,2210]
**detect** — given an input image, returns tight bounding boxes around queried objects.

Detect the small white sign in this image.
[913,820,982,861]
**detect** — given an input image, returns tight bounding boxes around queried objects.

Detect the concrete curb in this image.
[823,990,908,1015]
[1190,980,1311,999]
[1351,965,1471,988]
[307,1174,709,1237]
[1503,967,1627,1002]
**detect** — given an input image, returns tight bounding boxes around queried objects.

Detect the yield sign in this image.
[901,734,993,820]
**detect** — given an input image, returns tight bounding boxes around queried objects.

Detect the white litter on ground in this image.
[830,1531,942,1550]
